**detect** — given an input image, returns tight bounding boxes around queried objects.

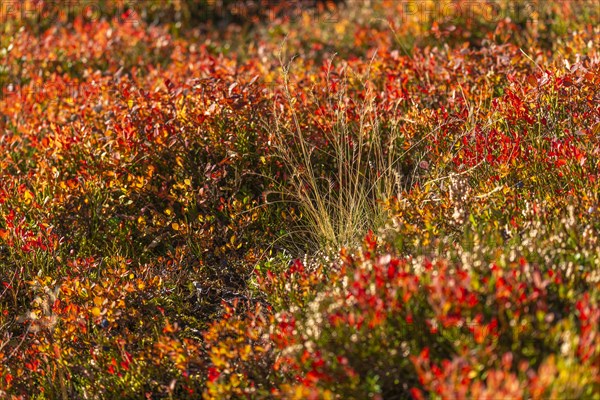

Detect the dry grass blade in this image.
[268,52,405,251]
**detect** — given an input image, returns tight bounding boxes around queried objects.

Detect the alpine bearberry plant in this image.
[0,0,598,398]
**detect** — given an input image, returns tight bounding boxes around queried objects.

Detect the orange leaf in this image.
[93,296,103,307]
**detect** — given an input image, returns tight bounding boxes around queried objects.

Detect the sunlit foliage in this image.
[0,0,598,398]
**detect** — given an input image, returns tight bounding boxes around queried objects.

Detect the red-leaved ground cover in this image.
[0,0,598,398]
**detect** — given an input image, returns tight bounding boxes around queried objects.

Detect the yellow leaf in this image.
[91,307,101,317]
[93,296,103,307]
[172,222,180,231]
[23,190,34,205]
[135,176,144,188]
